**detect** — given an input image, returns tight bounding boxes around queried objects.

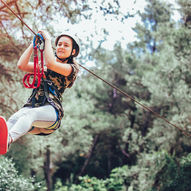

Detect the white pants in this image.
[7,105,57,142]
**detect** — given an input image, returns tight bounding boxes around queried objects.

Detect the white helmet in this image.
[55,32,80,57]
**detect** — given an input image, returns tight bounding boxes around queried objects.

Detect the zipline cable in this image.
[1,0,190,137]
[1,0,37,36]
[1,0,45,89]
[79,64,190,137]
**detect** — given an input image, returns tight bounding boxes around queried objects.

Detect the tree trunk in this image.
[78,134,99,177]
[43,146,52,191]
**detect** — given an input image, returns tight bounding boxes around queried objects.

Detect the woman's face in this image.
[56,36,75,60]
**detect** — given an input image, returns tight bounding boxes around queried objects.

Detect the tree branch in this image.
[0,0,17,11]
[77,134,99,177]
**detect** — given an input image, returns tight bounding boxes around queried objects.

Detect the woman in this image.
[0,30,80,154]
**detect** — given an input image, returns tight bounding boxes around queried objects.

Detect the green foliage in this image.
[152,152,191,191]
[0,157,41,191]
[2,0,191,190]
[54,166,127,191]
[51,152,191,191]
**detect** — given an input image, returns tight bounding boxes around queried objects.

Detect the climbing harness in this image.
[1,0,191,137]
[23,34,45,89]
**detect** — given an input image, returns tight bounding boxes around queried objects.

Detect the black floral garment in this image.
[24,62,79,119]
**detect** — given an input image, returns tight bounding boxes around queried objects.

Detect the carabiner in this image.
[33,33,45,50]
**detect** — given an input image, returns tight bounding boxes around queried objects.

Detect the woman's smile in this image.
[56,36,73,59]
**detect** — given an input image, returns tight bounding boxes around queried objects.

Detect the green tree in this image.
[2,0,191,190]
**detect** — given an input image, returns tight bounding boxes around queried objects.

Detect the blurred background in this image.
[1,0,191,190]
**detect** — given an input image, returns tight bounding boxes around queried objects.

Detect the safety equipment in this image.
[27,79,62,136]
[55,32,80,57]
[23,34,45,89]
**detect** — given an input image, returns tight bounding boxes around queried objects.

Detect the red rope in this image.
[23,46,44,89]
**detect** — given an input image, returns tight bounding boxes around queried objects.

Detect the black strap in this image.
[30,88,38,108]
[55,53,73,63]
[42,79,62,119]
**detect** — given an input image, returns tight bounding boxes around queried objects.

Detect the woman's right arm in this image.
[17,43,35,72]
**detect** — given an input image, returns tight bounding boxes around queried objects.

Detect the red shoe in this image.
[0,116,8,155]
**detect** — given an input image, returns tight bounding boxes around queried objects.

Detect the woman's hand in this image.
[38,30,51,41]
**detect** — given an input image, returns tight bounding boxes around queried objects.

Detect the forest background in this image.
[1,0,191,190]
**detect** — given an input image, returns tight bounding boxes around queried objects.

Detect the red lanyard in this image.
[23,37,45,89]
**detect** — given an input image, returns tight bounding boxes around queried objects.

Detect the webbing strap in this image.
[23,47,45,89]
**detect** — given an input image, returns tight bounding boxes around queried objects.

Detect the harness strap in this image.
[42,79,62,118]
[28,80,62,134]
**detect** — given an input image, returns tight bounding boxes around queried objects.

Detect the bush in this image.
[153,152,191,191]
[54,166,127,191]
[0,157,41,191]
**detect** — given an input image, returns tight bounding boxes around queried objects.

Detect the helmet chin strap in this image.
[55,53,72,62]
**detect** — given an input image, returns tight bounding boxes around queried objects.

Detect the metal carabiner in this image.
[33,33,45,50]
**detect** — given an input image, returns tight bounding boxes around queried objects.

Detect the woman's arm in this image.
[17,43,35,73]
[40,31,73,76]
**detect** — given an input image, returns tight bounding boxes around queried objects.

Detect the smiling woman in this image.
[0,30,80,155]
[57,37,74,60]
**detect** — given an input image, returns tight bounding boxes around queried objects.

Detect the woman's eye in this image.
[58,42,70,48]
